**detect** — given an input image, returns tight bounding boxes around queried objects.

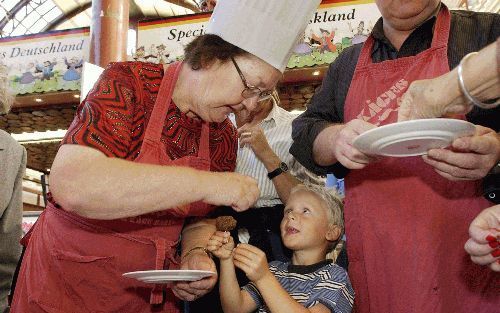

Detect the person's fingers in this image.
[337,150,368,170]
[488,260,500,272]
[422,155,481,180]
[236,243,264,255]
[397,93,412,122]
[470,251,499,266]
[469,225,496,245]
[172,286,197,301]
[185,276,217,291]
[233,248,256,265]
[452,135,497,155]
[464,239,495,257]
[233,259,252,274]
[426,149,481,170]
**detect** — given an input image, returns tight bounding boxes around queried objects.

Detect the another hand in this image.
[238,124,273,161]
[203,172,259,212]
[464,205,500,272]
[423,125,500,180]
[398,78,471,122]
[171,250,218,301]
[207,231,234,260]
[333,119,379,169]
[232,243,271,283]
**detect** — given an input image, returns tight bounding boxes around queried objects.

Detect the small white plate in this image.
[352,119,475,157]
[122,270,215,284]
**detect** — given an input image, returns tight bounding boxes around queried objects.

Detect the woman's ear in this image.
[326,225,341,242]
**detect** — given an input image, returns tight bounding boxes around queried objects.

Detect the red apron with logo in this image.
[343,7,499,313]
[11,62,214,313]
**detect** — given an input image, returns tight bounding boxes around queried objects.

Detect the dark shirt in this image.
[291,10,500,176]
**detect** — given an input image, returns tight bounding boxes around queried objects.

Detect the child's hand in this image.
[232,243,271,283]
[207,231,234,260]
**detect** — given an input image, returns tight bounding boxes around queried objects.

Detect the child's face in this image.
[280,189,338,251]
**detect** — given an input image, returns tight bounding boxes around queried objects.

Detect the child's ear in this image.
[326,225,341,242]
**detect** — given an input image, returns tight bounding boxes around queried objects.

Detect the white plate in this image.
[352,119,475,157]
[122,270,215,284]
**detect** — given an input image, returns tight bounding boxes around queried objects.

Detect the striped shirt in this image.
[243,260,354,313]
[233,100,324,208]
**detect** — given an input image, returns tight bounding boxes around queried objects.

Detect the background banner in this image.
[0,28,89,95]
[136,0,381,68]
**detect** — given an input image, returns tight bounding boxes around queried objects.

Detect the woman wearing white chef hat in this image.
[10,1,321,312]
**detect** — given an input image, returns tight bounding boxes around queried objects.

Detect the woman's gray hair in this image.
[290,183,344,231]
[0,64,13,114]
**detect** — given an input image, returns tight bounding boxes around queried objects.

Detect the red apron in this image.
[343,7,499,313]
[11,62,214,313]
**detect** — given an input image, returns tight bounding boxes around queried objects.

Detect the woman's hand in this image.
[207,231,234,260]
[202,172,259,212]
[423,125,500,180]
[171,250,218,301]
[232,243,272,283]
[464,205,500,272]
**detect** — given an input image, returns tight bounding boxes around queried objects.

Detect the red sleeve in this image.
[62,62,140,158]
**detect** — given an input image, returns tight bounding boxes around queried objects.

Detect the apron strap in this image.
[199,122,210,160]
[144,62,183,145]
[150,237,180,305]
[430,5,451,49]
[140,61,211,161]
[357,5,451,68]
[150,238,166,305]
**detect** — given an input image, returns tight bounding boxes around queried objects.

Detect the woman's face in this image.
[375,0,440,31]
[194,54,281,123]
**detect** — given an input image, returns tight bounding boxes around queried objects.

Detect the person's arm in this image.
[233,244,331,313]
[50,145,259,219]
[398,40,500,121]
[238,125,300,204]
[290,48,375,175]
[171,219,218,301]
[206,231,257,313]
[219,258,258,313]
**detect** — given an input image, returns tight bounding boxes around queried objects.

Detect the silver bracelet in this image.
[457,52,500,110]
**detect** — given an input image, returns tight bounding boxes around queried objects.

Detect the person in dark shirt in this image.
[290,1,499,312]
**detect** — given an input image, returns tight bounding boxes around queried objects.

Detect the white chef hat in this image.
[206,0,321,72]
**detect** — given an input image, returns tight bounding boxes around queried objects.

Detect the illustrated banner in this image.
[136,0,381,68]
[0,28,89,95]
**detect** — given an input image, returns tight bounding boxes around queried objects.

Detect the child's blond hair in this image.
[290,183,344,232]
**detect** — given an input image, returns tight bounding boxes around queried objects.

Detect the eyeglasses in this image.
[231,57,273,102]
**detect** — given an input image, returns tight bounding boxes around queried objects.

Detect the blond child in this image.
[207,184,354,313]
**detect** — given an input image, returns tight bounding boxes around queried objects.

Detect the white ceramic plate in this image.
[122,270,215,284]
[352,119,475,157]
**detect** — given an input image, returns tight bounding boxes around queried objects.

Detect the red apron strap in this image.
[150,238,167,305]
[198,122,210,160]
[143,62,183,145]
[356,36,375,68]
[430,5,451,49]
[357,5,450,68]
[149,237,180,305]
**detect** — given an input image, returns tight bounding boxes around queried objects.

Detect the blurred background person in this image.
[0,64,26,313]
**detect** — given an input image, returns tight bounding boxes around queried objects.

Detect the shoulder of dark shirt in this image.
[325,43,363,79]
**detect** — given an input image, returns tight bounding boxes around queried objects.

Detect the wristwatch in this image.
[268,162,289,179]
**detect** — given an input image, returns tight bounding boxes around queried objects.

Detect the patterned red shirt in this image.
[63,61,237,172]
